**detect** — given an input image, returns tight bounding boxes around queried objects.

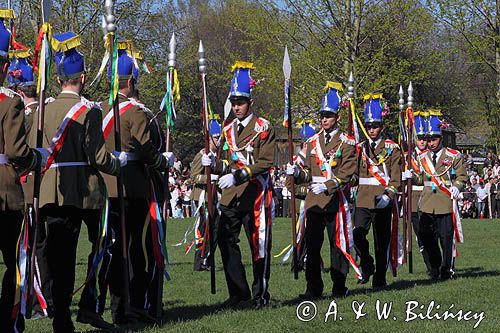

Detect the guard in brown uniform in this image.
[190,117,220,271]
[287,82,357,298]
[401,111,432,274]
[7,48,53,318]
[201,62,275,309]
[416,110,467,280]
[97,39,174,323]
[353,94,402,289]
[39,32,123,333]
[0,11,43,332]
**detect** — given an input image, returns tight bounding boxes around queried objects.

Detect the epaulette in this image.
[254,117,270,132]
[223,118,237,132]
[384,139,400,150]
[45,97,56,105]
[445,147,460,157]
[340,133,356,146]
[418,149,429,159]
[0,86,21,99]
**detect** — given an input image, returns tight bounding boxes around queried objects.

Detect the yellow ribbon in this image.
[350,98,369,140]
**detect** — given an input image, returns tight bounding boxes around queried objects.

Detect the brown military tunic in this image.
[39,91,119,209]
[213,115,275,211]
[0,88,39,211]
[417,147,467,215]
[285,151,309,208]
[296,130,357,212]
[101,93,167,199]
[355,139,402,208]
[21,101,39,204]
[190,148,219,202]
[408,148,424,214]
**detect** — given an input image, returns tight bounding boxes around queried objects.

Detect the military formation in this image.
[0,4,469,333]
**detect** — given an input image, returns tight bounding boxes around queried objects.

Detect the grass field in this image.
[2,217,499,332]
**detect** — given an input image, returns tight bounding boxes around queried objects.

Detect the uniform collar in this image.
[236,113,253,128]
[324,127,339,141]
[60,90,81,98]
[368,137,382,148]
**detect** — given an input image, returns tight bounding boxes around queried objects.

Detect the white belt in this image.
[0,153,8,164]
[211,174,219,181]
[312,176,326,183]
[424,181,451,187]
[412,185,424,191]
[50,162,88,169]
[359,177,388,186]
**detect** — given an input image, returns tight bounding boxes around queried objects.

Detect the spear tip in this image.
[198,40,206,74]
[347,71,354,97]
[198,40,205,53]
[398,85,405,111]
[282,45,291,79]
[168,32,176,68]
[408,81,414,107]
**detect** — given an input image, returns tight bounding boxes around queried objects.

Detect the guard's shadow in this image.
[281,266,500,307]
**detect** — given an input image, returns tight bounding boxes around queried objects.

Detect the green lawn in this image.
[3,217,499,332]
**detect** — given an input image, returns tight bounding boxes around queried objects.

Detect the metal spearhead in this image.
[104,0,116,33]
[348,71,354,98]
[283,46,291,80]
[198,40,206,74]
[41,0,52,23]
[398,85,405,111]
[407,81,414,108]
[168,32,176,68]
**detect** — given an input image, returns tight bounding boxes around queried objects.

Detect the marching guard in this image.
[37,31,124,333]
[96,39,174,324]
[416,110,467,280]
[190,117,221,271]
[402,111,432,274]
[353,94,402,289]
[0,10,44,332]
[201,62,276,309]
[287,82,358,298]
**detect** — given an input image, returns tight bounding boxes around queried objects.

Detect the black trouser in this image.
[103,198,151,318]
[304,210,348,295]
[418,212,454,278]
[219,204,271,303]
[41,205,100,333]
[78,209,108,315]
[0,210,25,333]
[492,199,500,218]
[411,212,432,274]
[353,206,392,285]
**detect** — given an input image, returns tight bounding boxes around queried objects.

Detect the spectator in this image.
[492,161,500,177]
[470,168,480,185]
[476,181,488,218]
[465,154,474,176]
[282,185,291,218]
[173,157,183,173]
[173,203,184,218]
[490,177,500,218]
[483,152,494,169]
[181,182,192,217]
[471,177,479,191]
[461,181,476,218]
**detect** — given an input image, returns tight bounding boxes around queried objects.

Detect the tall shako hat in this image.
[52,32,85,80]
[426,109,444,136]
[209,114,221,137]
[298,119,315,141]
[363,93,384,124]
[8,49,35,87]
[108,38,139,81]
[319,81,343,114]
[413,111,428,137]
[229,61,255,101]
[0,9,15,60]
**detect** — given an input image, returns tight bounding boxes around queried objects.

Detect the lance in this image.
[104,0,130,306]
[407,82,414,273]
[398,86,408,268]
[347,72,355,138]
[283,46,298,280]
[198,40,216,294]
[27,0,51,319]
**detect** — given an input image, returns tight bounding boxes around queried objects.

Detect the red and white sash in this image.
[44,98,95,172]
[360,145,403,276]
[420,153,464,248]
[102,100,135,141]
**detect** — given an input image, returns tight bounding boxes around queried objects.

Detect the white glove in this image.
[112,150,128,167]
[311,182,327,194]
[34,148,49,167]
[163,152,175,168]
[450,186,460,199]
[402,169,413,181]
[375,194,390,209]
[218,173,236,189]
[286,163,299,177]
[201,153,215,168]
